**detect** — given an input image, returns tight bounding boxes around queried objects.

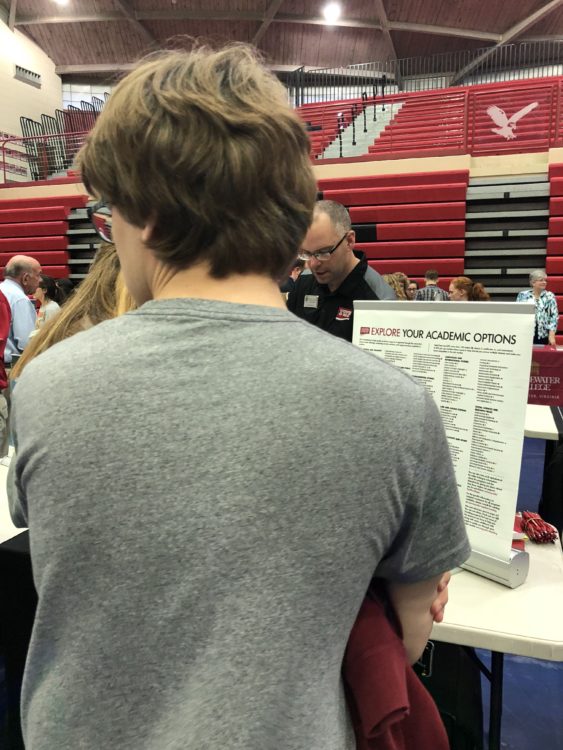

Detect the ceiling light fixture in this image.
[322,2,342,25]
[53,0,70,6]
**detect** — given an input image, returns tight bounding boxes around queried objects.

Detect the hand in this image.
[548,332,557,347]
[430,571,451,623]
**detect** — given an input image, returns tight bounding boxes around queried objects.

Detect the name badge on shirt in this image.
[304,295,319,309]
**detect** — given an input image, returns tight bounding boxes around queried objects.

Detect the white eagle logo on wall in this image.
[486,102,539,140]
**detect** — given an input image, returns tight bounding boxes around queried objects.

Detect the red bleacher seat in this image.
[0,195,88,211]
[317,170,469,192]
[323,183,467,206]
[368,259,463,275]
[549,198,563,217]
[0,236,68,252]
[549,217,563,235]
[546,276,563,293]
[376,221,465,241]
[546,258,563,273]
[0,206,68,224]
[0,221,68,239]
[350,202,466,223]
[548,237,563,256]
[357,240,464,260]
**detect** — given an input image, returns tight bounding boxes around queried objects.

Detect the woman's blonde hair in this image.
[11,244,135,379]
[383,273,407,300]
[77,44,317,280]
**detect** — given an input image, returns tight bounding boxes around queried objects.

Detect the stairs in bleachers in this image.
[463,174,550,299]
[321,104,401,159]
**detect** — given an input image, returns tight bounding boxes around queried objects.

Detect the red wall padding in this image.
[0,251,69,266]
[0,206,68,224]
[368,258,464,275]
[317,170,469,192]
[376,221,465,241]
[0,221,68,238]
[357,240,464,260]
[350,202,466,223]
[0,236,68,252]
[323,183,467,206]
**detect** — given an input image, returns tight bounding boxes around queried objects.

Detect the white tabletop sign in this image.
[353,301,535,561]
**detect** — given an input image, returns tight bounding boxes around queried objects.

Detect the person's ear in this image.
[347,229,356,250]
[141,219,156,245]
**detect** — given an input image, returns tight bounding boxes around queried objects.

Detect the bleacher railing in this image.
[0,131,88,184]
[290,39,563,103]
[303,78,563,161]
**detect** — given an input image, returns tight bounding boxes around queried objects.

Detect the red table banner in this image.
[528,346,563,405]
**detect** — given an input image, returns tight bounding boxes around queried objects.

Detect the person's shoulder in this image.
[17,315,129,390]
[294,318,426,403]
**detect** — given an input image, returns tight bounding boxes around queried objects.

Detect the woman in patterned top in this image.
[516,269,559,345]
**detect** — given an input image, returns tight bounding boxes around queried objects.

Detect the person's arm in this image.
[547,293,559,345]
[11,298,37,352]
[388,574,446,664]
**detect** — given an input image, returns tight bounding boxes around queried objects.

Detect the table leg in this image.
[488,651,504,750]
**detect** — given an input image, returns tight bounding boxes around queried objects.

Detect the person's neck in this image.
[533,289,542,299]
[426,281,438,287]
[327,255,360,293]
[152,263,287,309]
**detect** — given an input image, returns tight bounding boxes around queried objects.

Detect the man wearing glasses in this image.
[287,200,395,341]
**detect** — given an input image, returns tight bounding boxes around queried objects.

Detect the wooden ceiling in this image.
[3,0,563,76]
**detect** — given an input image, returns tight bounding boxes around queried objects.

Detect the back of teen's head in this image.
[78,45,317,282]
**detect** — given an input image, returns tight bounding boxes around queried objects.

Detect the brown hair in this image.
[450,276,490,301]
[78,45,317,280]
[383,274,407,300]
[10,245,135,379]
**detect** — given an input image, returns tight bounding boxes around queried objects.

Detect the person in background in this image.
[406,279,418,300]
[288,200,396,341]
[279,258,305,295]
[0,289,11,457]
[383,273,407,300]
[414,269,449,301]
[55,278,75,305]
[34,274,61,329]
[448,276,490,302]
[516,270,559,346]
[0,255,41,365]
[393,271,409,299]
[11,245,134,380]
[8,46,469,750]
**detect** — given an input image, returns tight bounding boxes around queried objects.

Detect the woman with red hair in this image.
[448,276,490,301]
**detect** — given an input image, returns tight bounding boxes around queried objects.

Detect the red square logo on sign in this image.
[360,326,370,335]
[336,307,352,321]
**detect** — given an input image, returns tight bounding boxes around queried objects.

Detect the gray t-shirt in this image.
[9,298,470,750]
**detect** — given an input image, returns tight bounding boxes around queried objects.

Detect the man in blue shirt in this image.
[0,254,41,365]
